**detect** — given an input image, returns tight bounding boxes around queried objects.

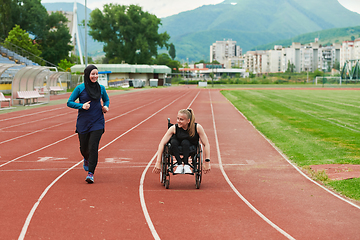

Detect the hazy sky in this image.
[40,0,360,18]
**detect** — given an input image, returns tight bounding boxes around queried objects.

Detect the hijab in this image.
[84,64,101,100]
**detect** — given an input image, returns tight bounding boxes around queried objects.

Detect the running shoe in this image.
[86,172,94,183]
[184,164,192,174]
[174,164,184,174]
[83,158,89,171]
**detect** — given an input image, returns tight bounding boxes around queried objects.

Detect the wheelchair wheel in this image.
[164,178,170,189]
[195,144,203,189]
[160,152,166,185]
[161,144,171,187]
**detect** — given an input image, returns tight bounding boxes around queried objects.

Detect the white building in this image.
[262,46,282,73]
[243,51,266,74]
[353,39,360,62]
[243,41,341,74]
[340,41,354,68]
[210,39,242,69]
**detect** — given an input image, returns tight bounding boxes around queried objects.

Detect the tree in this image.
[0,0,19,39]
[153,53,181,72]
[169,43,176,60]
[5,25,41,56]
[88,4,170,64]
[286,60,295,73]
[333,60,340,71]
[58,59,74,72]
[40,12,73,66]
[17,0,48,41]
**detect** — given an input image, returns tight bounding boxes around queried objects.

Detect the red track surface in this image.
[1,86,360,240]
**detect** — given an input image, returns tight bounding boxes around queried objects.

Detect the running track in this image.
[1,86,360,239]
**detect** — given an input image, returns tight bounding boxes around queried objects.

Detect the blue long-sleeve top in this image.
[67,83,110,134]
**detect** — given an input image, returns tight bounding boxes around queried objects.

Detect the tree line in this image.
[0,1,181,72]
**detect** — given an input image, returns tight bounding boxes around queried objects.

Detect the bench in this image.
[49,86,64,95]
[16,91,45,105]
[0,92,11,108]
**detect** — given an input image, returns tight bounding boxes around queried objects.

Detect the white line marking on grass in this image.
[18,92,187,240]
[208,90,295,240]
[224,96,360,211]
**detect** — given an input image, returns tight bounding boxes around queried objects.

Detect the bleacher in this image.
[0,54,15,64]
[0,55,25,82]
[0,46,39,66]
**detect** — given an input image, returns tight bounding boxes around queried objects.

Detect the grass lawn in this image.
[222,89,360,200]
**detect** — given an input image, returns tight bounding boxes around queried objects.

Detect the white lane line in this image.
[140,154,160,240]
[0,121,73,145]
[18,92,187,240]
[208,90,295,240]
[1,98,164,167]
[0,134,76,168]
[225,97,360,211]
[0,112,71,130]
[0,107,66,122]
[18,161,81,240]
[139,90,201,240]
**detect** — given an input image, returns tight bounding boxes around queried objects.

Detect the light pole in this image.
[85,0,88,67]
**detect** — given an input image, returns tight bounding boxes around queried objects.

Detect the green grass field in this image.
[222,89,360,200]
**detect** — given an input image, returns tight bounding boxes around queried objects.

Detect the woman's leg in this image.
[87,129,104,173]
[78,132,90,161]
[181,139,191,165]
[170,137,182,164]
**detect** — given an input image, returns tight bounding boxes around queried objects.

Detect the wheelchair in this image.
[160,118,203,189]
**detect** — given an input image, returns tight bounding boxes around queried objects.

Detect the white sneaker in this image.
[184,164,192,174]
[174,164,184,174]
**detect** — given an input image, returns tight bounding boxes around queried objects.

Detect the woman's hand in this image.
[203,161,211,174]
[102,106,109,113]
[82,101,91,110]
[152,161,161,174]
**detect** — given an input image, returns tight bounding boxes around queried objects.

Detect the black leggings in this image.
[78,129,104,173]
[170,138,192,165]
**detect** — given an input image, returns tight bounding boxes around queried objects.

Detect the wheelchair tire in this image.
[195,173,201,189]
[160,152,166,184]
[194,144,203,189]
[162,144,172,187]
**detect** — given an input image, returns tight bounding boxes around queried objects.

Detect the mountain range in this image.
[160,0,360,61]
[43,0,360,62]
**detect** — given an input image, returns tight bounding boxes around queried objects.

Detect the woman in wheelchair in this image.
[153,108,211,175]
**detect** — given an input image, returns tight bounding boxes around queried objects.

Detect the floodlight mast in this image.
[69,0,84,65]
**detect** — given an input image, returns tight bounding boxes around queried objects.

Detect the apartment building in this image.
[340,41,355,68]
[262,46,282,73]
[243,51,265,73]
[210,39,242,69]
[248,41,341,74]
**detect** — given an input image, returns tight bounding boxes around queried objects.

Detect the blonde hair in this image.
[179,108,196,137]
